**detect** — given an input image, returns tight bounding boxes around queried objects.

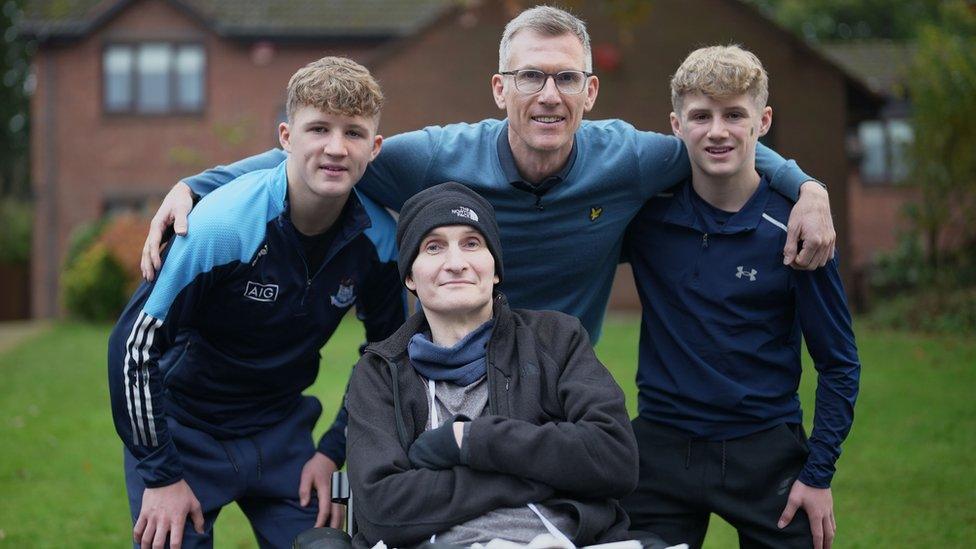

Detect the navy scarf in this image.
[408,320,494,386]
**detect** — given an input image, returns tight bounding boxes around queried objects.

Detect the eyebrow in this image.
[302,120,370,133]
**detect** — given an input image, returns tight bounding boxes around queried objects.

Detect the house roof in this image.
[19,0,455,42]
[820,41,916,98]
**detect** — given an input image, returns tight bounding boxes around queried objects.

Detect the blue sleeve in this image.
[635,131,691,199]
[356,127,442,211]
[182,149,287,199]
[107,232,223,487]
[757,143,817,202]
[793,256,861,488]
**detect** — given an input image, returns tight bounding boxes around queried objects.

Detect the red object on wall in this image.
[593,42,621,73]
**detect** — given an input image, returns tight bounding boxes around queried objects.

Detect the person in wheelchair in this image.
[343,182,647,547]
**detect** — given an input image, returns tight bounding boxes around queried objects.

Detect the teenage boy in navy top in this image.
[107,57,403,549]
[622,46,860,549]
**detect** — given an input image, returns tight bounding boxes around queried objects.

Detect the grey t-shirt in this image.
[424,377,578,544]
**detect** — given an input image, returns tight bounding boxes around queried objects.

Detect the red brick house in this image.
[20,0,881,317]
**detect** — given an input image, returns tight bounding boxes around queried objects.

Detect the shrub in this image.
[0,198,32,264]
[61,243,129,322]
[97,214,149,286]
[64,218,107,270]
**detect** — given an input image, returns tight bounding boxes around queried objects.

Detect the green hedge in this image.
[0,198,32,264]
[61,243,128,322]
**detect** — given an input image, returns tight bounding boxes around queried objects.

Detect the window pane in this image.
[858,120,886,184]
[175,45,204,111]
[888,120,914,183]
[137,44,171,113]
[104,46,132,111]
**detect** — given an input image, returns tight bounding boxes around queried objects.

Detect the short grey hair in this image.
[498,5,592,72]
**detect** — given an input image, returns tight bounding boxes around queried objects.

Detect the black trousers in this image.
[621,417,813,549]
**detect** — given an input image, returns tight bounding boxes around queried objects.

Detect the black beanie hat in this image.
[397,182,504,285]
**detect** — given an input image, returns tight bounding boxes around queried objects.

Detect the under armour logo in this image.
[736,266,757,281]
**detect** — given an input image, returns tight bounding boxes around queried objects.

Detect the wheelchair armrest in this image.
[331,470,350,504]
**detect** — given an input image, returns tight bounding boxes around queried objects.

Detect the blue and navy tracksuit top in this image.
[181,119,815,342]
[107,160,404,488]
[626,177,860,488]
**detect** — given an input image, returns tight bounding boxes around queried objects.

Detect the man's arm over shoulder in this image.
[357,125,446,211]
[793,255,861,488]
[462,313,639,498]
[182,149,287,199]
[346,354,554,545]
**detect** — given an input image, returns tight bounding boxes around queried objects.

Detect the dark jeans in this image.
[622,417,813,549]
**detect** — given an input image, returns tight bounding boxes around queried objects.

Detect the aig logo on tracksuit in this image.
[244,281,279,302]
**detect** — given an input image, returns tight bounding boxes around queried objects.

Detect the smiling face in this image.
[491,30,598,167]
[671,92,771,182]
[279,105,382,200]
[405,225,498,322]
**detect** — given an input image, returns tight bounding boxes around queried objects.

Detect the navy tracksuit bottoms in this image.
[124,396,323,548]
[622,417,814,549]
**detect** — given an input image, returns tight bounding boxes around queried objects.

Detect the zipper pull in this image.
[702,233,709,248]
[251,244,268,266]
[534,195,544,211]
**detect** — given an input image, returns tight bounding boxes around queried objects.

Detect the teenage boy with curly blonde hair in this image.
[108,57,404,549]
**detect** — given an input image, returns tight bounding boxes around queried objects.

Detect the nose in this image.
[536,75,562,104]
[707,117,728,140]
[442,244,468,273]
[324,135,348,157]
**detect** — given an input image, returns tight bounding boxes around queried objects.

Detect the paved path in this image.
[0,320,51,355]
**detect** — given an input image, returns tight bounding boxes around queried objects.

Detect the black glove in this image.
[408,416,468,470]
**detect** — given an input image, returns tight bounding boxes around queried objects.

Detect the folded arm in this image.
[346,357,554,545]
[462,321,638,498]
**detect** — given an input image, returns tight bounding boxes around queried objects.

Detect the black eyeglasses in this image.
[499,69,593,94]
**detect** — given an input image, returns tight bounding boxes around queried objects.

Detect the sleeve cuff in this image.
[135,440,185,488]
[317,431,346,469]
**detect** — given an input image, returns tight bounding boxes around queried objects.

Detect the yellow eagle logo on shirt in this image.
[589,206,603,222]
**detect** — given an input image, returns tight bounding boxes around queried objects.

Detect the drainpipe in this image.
[42,52,59,317]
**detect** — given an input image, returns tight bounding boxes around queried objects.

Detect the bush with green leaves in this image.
[61,243,129,322]
[0,198,32,264]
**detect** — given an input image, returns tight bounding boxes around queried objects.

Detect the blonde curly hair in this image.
[670,45,768,114]
[286,57,384,123]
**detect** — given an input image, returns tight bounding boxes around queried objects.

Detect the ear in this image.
[278,122,292,152]
[404,273,416,293]
[493,274,500,285]
[758,106,773,137]
[669,112,682,137]
[370,134,383,162]
[583,74,600,112]
[491,74,507,110]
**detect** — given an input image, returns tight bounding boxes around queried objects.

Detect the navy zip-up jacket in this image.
[626,177,860,488]
[107,161,405,487]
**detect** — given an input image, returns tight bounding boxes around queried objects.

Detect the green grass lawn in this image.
[0,317,973,548]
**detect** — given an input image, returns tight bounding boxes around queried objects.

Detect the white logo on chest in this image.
[736,266,758,281]
[244,281,279,302]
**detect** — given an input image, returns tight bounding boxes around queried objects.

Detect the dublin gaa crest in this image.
[330,278,357,308]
